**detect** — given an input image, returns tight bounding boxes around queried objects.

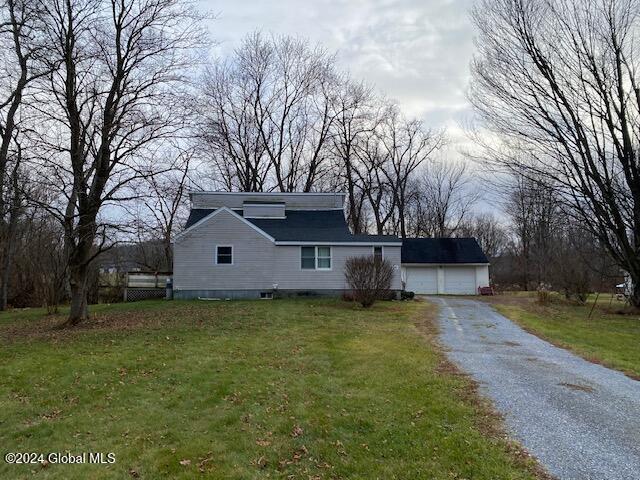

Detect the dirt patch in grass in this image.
[414,301,556,480]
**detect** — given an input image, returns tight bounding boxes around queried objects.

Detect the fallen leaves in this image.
[290,425,304,438]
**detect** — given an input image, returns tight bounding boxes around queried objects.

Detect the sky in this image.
[197,0,478,147]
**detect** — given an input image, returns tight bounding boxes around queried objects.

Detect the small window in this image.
[216,245,233,265]
[373,246,383,262]
[317,246,331,269]
[301,246,316,269]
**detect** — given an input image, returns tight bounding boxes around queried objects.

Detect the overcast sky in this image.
[198,0,477,144]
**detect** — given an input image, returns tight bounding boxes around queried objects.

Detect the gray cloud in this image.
[200,0,477,133]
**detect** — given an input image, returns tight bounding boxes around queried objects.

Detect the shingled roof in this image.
[401,238,489,264]
[184,208,399,243]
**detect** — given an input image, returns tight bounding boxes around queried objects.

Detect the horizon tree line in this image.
[0,0,637,325]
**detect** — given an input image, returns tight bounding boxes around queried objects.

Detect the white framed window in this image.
[300,246,332,270]
[317,246,331,270]
[373,246,383,262]
[216,245,233,265]
[301,246,316,269]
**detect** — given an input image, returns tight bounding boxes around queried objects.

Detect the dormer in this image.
[190,192,345,210]
[242,201,286,219]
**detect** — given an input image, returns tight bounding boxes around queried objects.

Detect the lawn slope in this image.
[1,299,541,479]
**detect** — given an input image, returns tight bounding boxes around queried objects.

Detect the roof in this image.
[183,208,400,244]
[401,238,489,264]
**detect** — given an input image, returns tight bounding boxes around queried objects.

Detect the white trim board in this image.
[191,191,346,196]
[276,241,402,246]
[401,263,490,267]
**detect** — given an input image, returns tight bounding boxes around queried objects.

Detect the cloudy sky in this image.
[198,0,478,146]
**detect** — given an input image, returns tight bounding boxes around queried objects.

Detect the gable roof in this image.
[175,207,275,243]
[183,208,400,244]
[401,238,489,264]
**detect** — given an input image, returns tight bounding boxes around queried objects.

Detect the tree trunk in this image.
[67,269,88,325]
[0,227,16,310]
[629,271,640,309]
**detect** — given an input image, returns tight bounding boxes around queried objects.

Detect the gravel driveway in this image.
[429,296,640,480]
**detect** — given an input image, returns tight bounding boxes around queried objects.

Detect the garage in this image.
[401,238,490,295]
[444,266,478,295]
[404,266,438,294]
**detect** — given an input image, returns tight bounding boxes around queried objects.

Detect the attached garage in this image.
[404,266,438,294]
[401,238,490,295]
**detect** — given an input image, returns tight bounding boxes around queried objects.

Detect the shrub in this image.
[344,256,394,308]
[536,283,552,305]
[401,290,415,300]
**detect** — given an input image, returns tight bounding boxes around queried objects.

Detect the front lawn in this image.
[485,293,640,379]
[0,299,542,479]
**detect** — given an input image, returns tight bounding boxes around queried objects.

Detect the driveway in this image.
[429,296,640,480]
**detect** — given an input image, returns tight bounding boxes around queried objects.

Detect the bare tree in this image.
[330,81,377,233]
[0,0,47,309]
[376,106,444,238]
[410,160,478,237]
[200,32,340,192]
[471,0,640,306]
[134,147,192,271]
[458,213,508,259]
[34,0,206,325]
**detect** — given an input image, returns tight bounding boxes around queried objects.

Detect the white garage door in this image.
[444,267,476,295]
[405,267,438,294]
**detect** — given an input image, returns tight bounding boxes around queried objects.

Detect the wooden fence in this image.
[124,272,172,302]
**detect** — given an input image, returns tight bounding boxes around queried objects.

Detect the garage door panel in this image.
[405,267,437,294]
[444,267,476,295]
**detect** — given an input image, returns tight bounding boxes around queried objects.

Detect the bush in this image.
[536,283,552,305]
[401,290,415,300]
[344,256,394,308]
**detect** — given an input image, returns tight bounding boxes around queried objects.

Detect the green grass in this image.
[491,294,640,379]
[0,299,540,479]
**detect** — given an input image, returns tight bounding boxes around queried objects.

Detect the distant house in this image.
[172,192,490,299]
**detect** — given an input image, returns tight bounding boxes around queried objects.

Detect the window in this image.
[216,245,233,265]
[317,246,331,269]
[373,246,383,262]
[300,246,332,270]
[301,246,316,269]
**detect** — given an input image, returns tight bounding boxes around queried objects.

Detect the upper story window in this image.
[216,245,233,265]
[373,246,383,262]
[301,246,331,270]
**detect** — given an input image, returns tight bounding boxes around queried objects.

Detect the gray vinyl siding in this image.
[191,192,344,210]
[173,209,402,292]
[243,203,285,218]
[272,245,401,290]
[173,209,276,291]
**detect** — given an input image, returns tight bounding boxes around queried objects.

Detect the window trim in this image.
[299,245,332,271]
[215,244,234,265]
[372,245,384,261]
[316,246,332,271]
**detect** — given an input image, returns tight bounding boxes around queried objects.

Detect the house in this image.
[172,192,490,299]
